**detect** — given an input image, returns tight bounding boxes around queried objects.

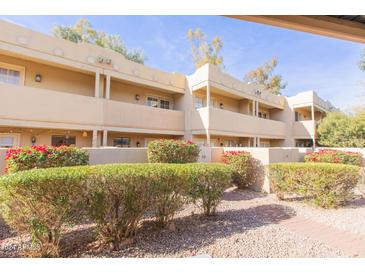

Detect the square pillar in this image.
[252,100,255,116]
[311,104,316,148]
[206,84,211,147]
[105,75,111,100]
[92,130,98,148]
[256,101,259,117]
[95,72,100,98]
[102,130,108,146]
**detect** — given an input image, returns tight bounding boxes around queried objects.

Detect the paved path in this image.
[279,215,365,257]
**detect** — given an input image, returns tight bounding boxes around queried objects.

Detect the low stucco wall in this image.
[84,147,148,165]
[0,148,6,175]
[210,147,302,193]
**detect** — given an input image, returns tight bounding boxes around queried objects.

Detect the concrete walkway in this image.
[279,215,365,257]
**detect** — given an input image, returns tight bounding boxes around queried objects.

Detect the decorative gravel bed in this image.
[1,187,357,258]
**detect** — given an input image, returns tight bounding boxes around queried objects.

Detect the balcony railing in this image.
[0,83,185,133]
[192,107,286,138]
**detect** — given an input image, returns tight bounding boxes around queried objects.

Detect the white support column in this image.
[311,104,316,148]
[253,137,257,147]
[252,100,255,116]
[94,72,100,98]
[105,74,111,99]
[256,101,259,117]
[206,84,211,147]
[92,130,98,148]
[102,130,108,147]
[257,137,261,147]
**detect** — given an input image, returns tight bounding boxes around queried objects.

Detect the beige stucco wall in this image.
[210,147,301,193]
[0,127,92,147]
[292,121,315,139]
[86,147,148,165]
[110,79,175,107]
[0,54,95,97]
[0,83,185,135]
[107,132,178,147]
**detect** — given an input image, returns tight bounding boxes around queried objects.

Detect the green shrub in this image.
[0,166,90,257]
[5,145,89,174]
[268,163,360,208]
[148,164,188,228]
[147,139,200,163]
[221,151,253,188]
[0,162,231,255]
[84,164,158,247]
[304,149,362,166]
[184,163,232,215]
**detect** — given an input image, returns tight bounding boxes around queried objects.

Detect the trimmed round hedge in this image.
[268,162,360,208]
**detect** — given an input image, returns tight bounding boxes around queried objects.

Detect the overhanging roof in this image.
[228,16,365,44]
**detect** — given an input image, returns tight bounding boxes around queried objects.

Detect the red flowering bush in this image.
[222,151,253,188]
[5,145,89,174]
[147,139,200,163]
[304,149,362,166]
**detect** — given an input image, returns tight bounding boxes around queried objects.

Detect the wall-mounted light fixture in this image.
[219,103,224,109]
[98,57,104,63]
[136,141,140,147]
[135,94,140,101]
[35,74,42,82]
[31,136,37,145]
[255,90,262,95]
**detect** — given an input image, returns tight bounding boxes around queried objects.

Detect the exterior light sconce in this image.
[255,90,262,95]
[82,131,88,137]
[136,141,140,147]
[35,74,42,82]
[219,103,224,109]
[135,94,140,101]
[31,136,37,145]
[98,57,104,63]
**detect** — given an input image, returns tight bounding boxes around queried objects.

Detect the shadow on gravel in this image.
[0,216,15,241]
[80,203,296,257]
[223,188,267,202]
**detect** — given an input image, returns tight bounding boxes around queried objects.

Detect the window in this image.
[147,97,159,108]
[194,96,204,109]
[258,112,267,119]
[0,63,24,85]
[160,99,170,109]
[51,135,76,147]
[147,96,171,109]
[113,137,131,147]
[0,136,14,148]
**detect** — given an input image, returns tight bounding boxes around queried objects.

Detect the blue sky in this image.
[1,15,364,111]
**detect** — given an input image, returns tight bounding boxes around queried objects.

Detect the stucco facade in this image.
[0,20,336,149]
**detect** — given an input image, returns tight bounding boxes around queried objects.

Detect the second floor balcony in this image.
[191,107,287,139]
[0,83,185,134]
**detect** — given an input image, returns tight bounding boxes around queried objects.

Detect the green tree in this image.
[317,112,365,147]
[52,19,145,64]
[244,57,287,95]
[187,28,224,69]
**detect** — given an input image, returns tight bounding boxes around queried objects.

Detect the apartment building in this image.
[0,20,336,149]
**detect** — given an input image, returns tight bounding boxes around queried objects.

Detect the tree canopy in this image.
[317,111,365,148]
[244,57,287,95]
[187,28,224,69]
[52,19,145,64]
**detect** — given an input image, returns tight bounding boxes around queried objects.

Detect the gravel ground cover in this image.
[2,187,361,258]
